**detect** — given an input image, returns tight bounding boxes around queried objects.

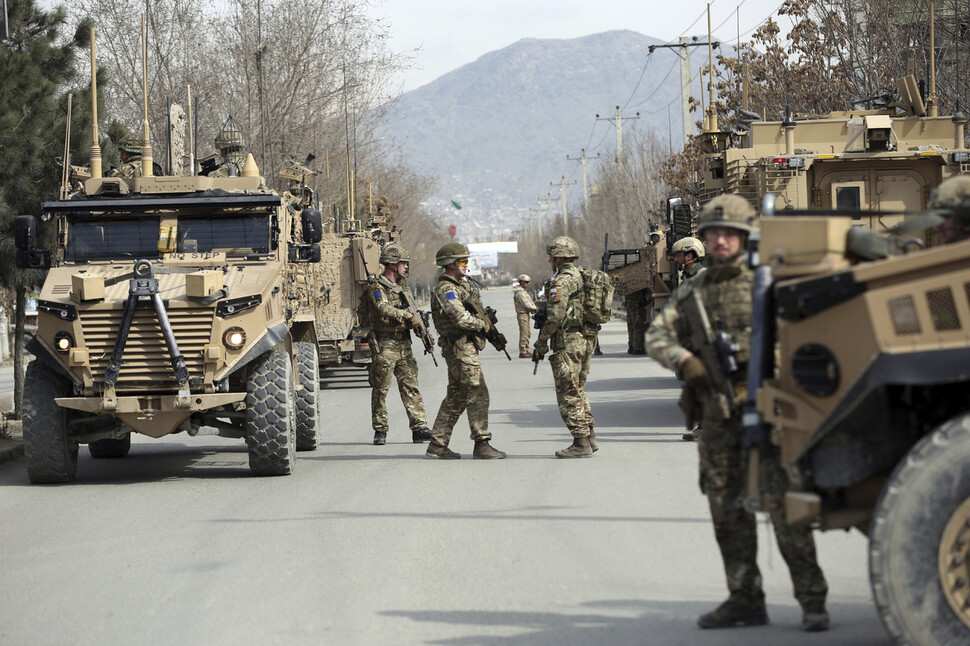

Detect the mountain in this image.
[380,30,707,237]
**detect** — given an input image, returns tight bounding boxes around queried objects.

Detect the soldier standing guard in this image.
[513,274,538,358]
[533,236,599,458]
[426,243,506,460]
[646,194,829,632]
[366,243,433,446]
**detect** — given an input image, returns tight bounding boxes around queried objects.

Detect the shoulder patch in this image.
[549,286,560,302]
[445,290,458,301]
[373,288,383,300]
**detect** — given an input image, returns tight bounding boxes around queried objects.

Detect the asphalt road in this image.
[0,286,890,646]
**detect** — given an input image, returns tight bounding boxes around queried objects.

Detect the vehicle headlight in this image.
[53,331,74,354]
[222,327,246,350]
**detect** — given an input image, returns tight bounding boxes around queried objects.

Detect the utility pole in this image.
[551,177,578,234]
[596,107,639,165]
[545,192,554,234]
[649,37,719,147]
[566,149,599,210]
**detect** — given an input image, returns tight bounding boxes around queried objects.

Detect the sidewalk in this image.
[0,392,22,463]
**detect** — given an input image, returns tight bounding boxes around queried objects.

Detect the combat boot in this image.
[587,427,599,452]
[697,599,768,629]
[373,430,387,445]
[681,428,702,442]
[412,427,432,443]
[473,440,506,459]
[555,436,593,459]
[425,443,460,459]
[801,601,830,632]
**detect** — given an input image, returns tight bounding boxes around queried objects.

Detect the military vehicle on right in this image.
[744,195,970,645]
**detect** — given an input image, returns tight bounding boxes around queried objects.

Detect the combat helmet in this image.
[697,194,757,235]
[436,242,470,267]
[380,243,411,264]
[671,237,705,258]
[118,135,143,155]
[929,176,970,215]
[518,274,531,283]
[546,235,580,259]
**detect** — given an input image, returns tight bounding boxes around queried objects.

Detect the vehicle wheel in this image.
[88,433,131,459]
[294,341,319,451]
[870,412,970,645]
[23,361,78,484]
[245,349,296,476]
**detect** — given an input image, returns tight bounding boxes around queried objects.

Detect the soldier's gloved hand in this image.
[679,355,709,389]
[533,338,549,358]
[492,332,508,351]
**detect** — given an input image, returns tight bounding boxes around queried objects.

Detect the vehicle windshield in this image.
[66,216,160,261]
[65,212,272,261]
[176,214,270,255]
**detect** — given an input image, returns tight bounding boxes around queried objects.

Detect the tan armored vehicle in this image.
[694,73,968,242]
[604,197,692,316]
[742,201,970,644]
[16,159,324,483]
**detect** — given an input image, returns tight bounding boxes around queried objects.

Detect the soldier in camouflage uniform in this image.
[929,175,970,243]
[426,242,506,460]
[366,243,433,446]
[646,194,829,631]
[671,236,708,441]
[534,236,599,458]
[671,236,706,283]
[513,274,538,357]
[107,136,144,180]
[210,116,246,178]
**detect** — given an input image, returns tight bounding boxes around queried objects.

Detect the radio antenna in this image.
[140,14,154,177]
[89,28,102,179]
[60,93,72,199]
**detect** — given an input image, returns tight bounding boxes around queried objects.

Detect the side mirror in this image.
[14,215,51,269]
[288,243,321,264]
[14,215,36,251]
[302,209,323,244]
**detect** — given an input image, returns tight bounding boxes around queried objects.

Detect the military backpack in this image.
[578,267,614,325]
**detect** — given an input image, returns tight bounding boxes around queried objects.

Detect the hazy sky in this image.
[368,0,791,92]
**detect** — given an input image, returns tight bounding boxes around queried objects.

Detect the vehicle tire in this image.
[870,412,970,645]
[88,433,131,459]
[294,341,319,451]
[23,361,78,484]
[245,349,296,476]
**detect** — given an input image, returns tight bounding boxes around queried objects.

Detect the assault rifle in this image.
[680,287,739,419]
[463,296,512,360]
[532,295,548,375]
[400,284,438,367]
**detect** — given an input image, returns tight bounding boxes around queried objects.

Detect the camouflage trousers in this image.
[699,402,828,608]
[370,338,427,432]
[431,338,490,445]
[549,331,596,437]
[517,312,532,355]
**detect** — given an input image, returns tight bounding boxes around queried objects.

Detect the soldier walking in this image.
[365,244,433,446]
[426,243,506,460]
[513,274,538,358]
[533,236,599,458]
[646,195,829,631]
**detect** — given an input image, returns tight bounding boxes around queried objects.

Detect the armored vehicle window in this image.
[66,216,161,261]
[177,214,270,257]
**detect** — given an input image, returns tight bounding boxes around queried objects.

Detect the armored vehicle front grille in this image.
[81,307,212,390]
[889,295,921,335]
[927,287,960,331]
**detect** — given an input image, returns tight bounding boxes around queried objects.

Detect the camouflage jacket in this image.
[107,159,142,180]
[646,260,753,381]
[539,263,597,340]
[682,262,705,283]
[431,274,485,342]
[513,286,537,314]
[369,275,411,334]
